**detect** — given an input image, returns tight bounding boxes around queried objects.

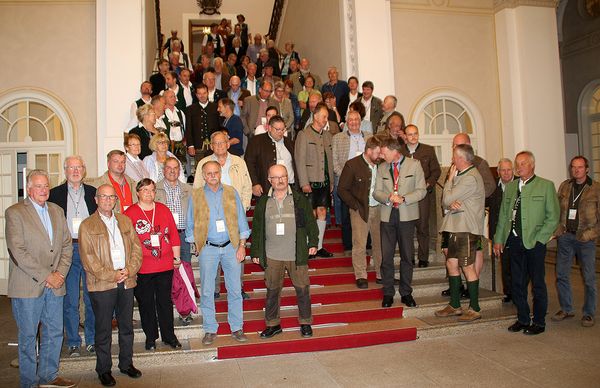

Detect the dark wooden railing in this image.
[267,0,285,40]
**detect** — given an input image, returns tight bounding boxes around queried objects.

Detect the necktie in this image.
[393,162,399,208]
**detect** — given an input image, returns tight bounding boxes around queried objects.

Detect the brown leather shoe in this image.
[39,376,76,387]
[458,308,482,322]
[551,310,575,321]
[435,304,463,317]
[582,315,595,327]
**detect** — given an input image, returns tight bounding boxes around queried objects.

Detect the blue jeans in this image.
[199,244,243,333]
[64,242,95,347]
[507,234,548,326]
[178,231,192,263]
[12,288,64,388]
[556,233,597,317]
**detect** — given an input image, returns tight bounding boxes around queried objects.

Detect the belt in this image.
[177,229,185,232]
[205,240,230,248]
[72,238,78,243]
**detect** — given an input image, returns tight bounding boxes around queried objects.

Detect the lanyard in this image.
[139,203,156,230]
[105,216,118,245]
[67,186,83,216]
[393,158,404,191]
[571,184,586,207]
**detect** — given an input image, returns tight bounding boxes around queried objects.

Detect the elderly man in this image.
[242,62,259,96]
[553,156,600,327]
[93,150,138,214]
[185,83,221,165]
[357,81,383,131]
[6,169,74,388]
[162,89,186,152]
[213,57,230,92]
[321,66,349,115]
[383,112,407,144]
[79,184,143,386]
[300,93,340,134]
[332,110,373,253]
[256,48,280,78]
[186,161,251,345]
[247,33,265,63]
[251,165,319,338]
[290,58,322,95]
[227,75,251,117]
[241,80,278,139]
[203,70,227,103]
[435,144,485,322]
[296,103,335,258]
[374,137,426,308]
[338,136,383,288]
[494,151,559,335]
[402,124,441,268]
[48,156,97,358]
[487,158,516,303]
[376,96,399,133]
[154,157,196,324]
[245,115,296,197]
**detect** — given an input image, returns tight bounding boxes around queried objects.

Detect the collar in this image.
[347,129,363,137]
[520,174,536,185]
[204,183,223,193]
[457,165,475,176]
[98,210,116,222]
[268,185,293,197]
[570,176,593,186]
[31,200,48,212]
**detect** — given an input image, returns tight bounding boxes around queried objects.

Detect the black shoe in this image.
[119,365,142,378]
[502,295,512,303]
[356,278,368,289]
[214,292,221,299]
[98,372,116,386]
[382,295,394,308]
[241,290,250,300]
[300,324,313,338]
[523,324,545,335]
[441,284,466,297]
[418,260,429,268]
[163,338,182,349]
[260,325,283,339]
[145,340,156,350]
[401,294,417,307]
[461,287,470,299]
[508,321,530,333]
[375,278,383,285]
[316,248,333,258]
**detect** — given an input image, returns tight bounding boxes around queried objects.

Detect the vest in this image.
[135,98,146,107]
[193,185,240,252]
[163,109,185,142]
[206,34,222,53]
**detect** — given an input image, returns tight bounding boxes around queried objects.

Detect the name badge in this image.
[71,217,82,234]
[111,249,125,270]
[173,213,180,225]
[261,117,267,126]
[276,223,285,236]
[150,234,160,247]
[216,219,226,233]
[511,209,517,221]
[568,209,577,220]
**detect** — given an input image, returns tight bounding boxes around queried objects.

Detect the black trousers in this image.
[381,209,416,297]
[416,192,433,262]
[500,246,512,297]
[340,200,353,250]
[134,270,177,344]
[89,284,134,374]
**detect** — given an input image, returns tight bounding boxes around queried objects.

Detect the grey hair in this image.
[63,155,85,169]
[515,150,535,165]
[26,169,49,188]
[454,144,475,163]
[497,158,513,168]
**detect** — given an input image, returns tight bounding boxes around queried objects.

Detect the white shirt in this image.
[362,97,372,121]
[128,96,151,129]
[269,133,295,184]
[347,131,366,160]
[99,211,126,270]
[363,154,378,206]
[211,153,232,186]
[246,78,257,96]
[208,89,216,102]
[155,115,167,131]
[181,82,194,107]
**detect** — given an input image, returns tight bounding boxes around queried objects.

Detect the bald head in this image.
[452,133,471,147]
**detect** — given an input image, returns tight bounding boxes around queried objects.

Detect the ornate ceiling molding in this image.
[560,30,600,58]
[494,0,558,12]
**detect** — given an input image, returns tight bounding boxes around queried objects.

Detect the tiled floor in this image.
[2,262,599,387]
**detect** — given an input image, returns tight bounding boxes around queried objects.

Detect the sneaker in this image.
[86,344,95,354]
[458,308,482,322]
[202,332,217,346]
[38,376,76,387]
[68,346,80,358]
[551,310,575,321]
[434,304,463,317]
[179,314,193,326]
[241,290,250,300]
[582,315,595,327]
[231,329,248,342]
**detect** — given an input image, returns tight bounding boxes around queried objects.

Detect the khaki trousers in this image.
[350,206,382,279]
[264,258,312,326]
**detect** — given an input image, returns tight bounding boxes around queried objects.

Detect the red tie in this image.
[393,162,399,208]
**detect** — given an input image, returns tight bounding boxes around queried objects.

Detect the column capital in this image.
[494,0,558,13]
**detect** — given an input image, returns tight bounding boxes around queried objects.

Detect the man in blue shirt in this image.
[186,161,251,345]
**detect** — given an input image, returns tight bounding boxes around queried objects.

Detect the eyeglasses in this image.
[96,194,117,200]
[66,166,84,171]
[271,126,286,132]
[268,175,288,181]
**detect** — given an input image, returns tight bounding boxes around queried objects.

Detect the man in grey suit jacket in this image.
[240,80,278,138]
[374,137,426,308]
[6,169,75,388]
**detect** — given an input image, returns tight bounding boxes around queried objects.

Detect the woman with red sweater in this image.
[125,178,182,351]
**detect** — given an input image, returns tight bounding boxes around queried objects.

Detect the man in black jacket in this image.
[48,155,97,358]
[185,83,220,168]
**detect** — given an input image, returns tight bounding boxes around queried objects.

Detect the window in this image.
[588,85,600,180]
[0,100,65,143]
[421,97,474,136]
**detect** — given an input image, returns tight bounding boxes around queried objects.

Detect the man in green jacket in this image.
[250,164,319,339]
[493,151,559,335]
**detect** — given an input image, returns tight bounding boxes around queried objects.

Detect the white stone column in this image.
[342,0,395,97]
[495,1,567,184]
[96,0,144,176]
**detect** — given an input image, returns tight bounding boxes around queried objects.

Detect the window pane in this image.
[35,154,47,171]
[2,101,25,123]
[9,118,27,142]
[46,115,64,141]
[446,116,460,134]
[0,117,8,142]
[445,100,464,118]
[29,119,48,141]
[432,116,445,135]
[591,87,600,114]
[49,154,60,174]
[29,102,52,122]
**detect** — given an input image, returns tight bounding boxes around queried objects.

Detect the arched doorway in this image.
[578,80,600,180]
[0,88,73,294]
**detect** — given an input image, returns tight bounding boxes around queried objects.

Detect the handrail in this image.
[267,0,285,40]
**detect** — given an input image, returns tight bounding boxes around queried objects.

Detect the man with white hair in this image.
[203,70,227,103]
[321,67,349,117]
[290,58,322,95]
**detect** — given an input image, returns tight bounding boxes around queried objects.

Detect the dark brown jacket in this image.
[337,154,376,223]
[555,177,600,242]
[401,142,441,190]
[244,132,296,192]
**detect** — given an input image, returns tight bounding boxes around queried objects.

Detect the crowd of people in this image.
[6,13,599,388]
